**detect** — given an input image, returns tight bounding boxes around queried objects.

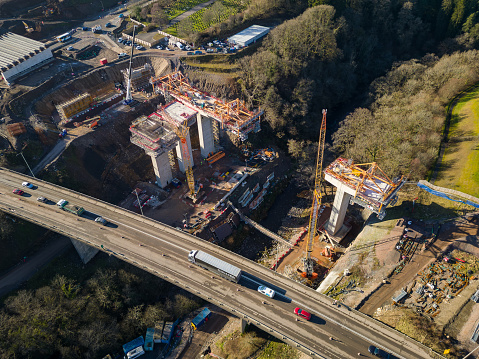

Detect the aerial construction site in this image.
[3,40,479,358]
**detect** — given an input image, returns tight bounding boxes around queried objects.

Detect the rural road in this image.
[0,236,72,297]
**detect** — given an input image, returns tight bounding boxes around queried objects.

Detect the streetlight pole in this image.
[18,151,35,178]
[133,189,144,216]
[99,0,104,11]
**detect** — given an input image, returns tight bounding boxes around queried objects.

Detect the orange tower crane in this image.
[158,108,197,197]
[302,109,328,278]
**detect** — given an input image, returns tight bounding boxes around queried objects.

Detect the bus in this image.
[57,32,72,42]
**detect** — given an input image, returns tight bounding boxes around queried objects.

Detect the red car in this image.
[12,189,24,196]
[294,307,311,320]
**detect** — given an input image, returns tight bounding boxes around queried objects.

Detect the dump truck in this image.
[188,250,242,283]
[191,307,211,330]
[57,199,85,216]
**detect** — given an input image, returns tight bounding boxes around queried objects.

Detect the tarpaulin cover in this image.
[417,182,479,208]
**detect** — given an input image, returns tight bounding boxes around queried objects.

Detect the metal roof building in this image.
[0,32,54,86]
[227,25,270,47]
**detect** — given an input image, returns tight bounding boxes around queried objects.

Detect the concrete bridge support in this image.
[325,183,351,235]
[241,318,249,333]
[70,239,99,264]
[197,113,215,158]
[176,132,194,173]
[150,152,173,188]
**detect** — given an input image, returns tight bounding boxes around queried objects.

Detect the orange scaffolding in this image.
[151,71,263,140]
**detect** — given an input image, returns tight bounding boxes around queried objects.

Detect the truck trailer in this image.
[188,250,242,283]
[57,199,85,216]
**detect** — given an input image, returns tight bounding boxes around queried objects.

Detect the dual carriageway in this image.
[0,167,439,359]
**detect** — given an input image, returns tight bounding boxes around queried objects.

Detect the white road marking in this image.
[104,218,189,252]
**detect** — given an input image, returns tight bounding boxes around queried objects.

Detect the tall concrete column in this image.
[197,113,215,158]
[151,152,173,188]
[325,183,351,235]
[176,132,194,173]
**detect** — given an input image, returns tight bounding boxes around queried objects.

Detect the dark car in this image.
[368,345,390,358]
[12,189,24,195]
[294,307,311,320]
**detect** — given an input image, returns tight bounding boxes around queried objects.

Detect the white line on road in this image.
[104,217,189,253]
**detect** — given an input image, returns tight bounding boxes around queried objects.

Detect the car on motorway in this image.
[12,189,24,195]
[37,196,48,203]
[22,182,35,189]
[368,345,390,358]
[95,217,108,226]
[294,307,311,320]
[258,285,275,298]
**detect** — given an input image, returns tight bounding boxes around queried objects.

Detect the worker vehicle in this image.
[258,285,275,298]
[57,199,85,216]
[22,182,35,189]
[95,217,107,225]
[188,250,242,283]
[37,196,47,203]
[12,189,24,195]
[118,52,128,58]
[294,307,311,320]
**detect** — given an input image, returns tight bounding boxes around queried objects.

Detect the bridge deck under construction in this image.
[151,71,263,140]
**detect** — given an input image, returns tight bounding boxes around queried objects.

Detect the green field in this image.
[166,0,247,36]
[435,86,479,198]
[165,0,209,20]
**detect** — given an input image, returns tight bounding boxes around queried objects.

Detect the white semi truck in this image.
[188,250,242,283]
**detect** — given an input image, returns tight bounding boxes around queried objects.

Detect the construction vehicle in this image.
[158,107,201,199]
[302,109,328,278]
[23,21,34,33]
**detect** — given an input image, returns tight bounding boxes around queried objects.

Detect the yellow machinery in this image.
[23,21,34,33]
[302,109,328,278]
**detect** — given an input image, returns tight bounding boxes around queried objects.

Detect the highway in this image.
[0,167,442,359]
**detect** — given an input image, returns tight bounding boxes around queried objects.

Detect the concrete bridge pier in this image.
[240,318,249,333]
[197,113,215,158]
[150,152,173,188]
[325,183,351,236]
[176,132,194,173]
[70,239,99,264]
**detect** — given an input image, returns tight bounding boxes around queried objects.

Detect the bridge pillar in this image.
[176,131,194,173]
[240,318,249,333]
[325,183,351,235]
[70,239,99,264]
[150,152,173,188]
[197,113,215,158]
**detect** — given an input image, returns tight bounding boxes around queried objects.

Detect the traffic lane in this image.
[108,244,356,359]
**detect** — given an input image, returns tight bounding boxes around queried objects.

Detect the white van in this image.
[125,346,144,359]
[176,41,185,50]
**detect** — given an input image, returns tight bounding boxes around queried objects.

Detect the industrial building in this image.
[0,32,54,86]
[227,25,270,47]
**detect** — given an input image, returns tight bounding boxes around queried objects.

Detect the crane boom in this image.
[303,109,327,278]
